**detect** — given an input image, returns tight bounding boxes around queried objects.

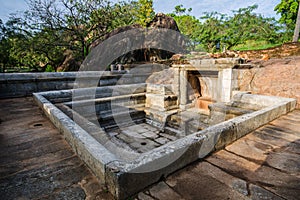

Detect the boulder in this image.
[90,13,183,64]
[147,13,180,31]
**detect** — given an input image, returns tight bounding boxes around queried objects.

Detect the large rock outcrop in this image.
[237,56,300,108]
[91,13,183,64]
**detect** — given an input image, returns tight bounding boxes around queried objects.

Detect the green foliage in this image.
[169,4,283,52]
[173,4,192,15]
[233,40,280,51]
[169,5,201,50]
[133,0,155,26]
[0,0,142,72]
[198,12,226,52]
[223,5,280,49]
[275,0,299,30]
[0,18,45,72]
[45,65,55,72]
[275,0,299,41]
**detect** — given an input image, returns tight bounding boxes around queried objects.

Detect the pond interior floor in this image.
[0,97,299,200]
[108,123,174,153]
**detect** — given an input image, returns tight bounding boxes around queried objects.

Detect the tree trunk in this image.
[292,2,300,42]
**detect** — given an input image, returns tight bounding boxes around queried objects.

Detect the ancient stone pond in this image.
[15,57,294,199]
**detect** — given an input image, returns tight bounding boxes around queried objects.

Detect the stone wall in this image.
[234,57,300,108]
[0,71,151,99]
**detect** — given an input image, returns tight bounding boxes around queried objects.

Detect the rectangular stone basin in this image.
[33,86,296,199]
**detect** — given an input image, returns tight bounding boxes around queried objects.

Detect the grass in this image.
[232,40,281,51]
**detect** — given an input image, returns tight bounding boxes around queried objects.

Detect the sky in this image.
[0,0,281,23]
[153,0,281,18]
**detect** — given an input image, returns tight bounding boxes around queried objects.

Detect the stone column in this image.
[219,68,233,102]
[172,67,180,97]
[179,68,188,108]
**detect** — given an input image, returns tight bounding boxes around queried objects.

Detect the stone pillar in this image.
[172,67,180,97]
[179,68,188,108]
[219,68,233,102]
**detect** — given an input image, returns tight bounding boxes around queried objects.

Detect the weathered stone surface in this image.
[226,128,300,174]
[250,127,297,146]
[34,81,297,199]
[154,137,170,145]
[146,68,176,85]
[270,118,300,134]
[142,131,159,139]
[1,98,300,200]
[147,13,179,31]
[3,65,299,200]
[0,98,113,200]
[248,184,284,200]
[225,137,272,163]
[236,57,300,108]
[206,150,300,200]
[159,133,178,141]
[145,93,177,111]
[137,192,155,200]
[265,151,300,174]
[0,72,120,98]
[149,182,183,200]
[193,161,249,196]
[237,42,300,62]
[285,109,300,119]
[165,163,248,200]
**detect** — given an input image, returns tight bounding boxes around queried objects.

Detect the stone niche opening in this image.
[187,71,218,112]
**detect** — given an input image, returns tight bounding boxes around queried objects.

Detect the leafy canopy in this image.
[170,4,282,52]
[275,0,299,29]
[0,0,154,72]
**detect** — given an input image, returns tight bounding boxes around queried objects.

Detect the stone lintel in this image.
[172,58,240,71]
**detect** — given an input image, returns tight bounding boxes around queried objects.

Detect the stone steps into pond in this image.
[62,93,146,119]
[167,109,210,134]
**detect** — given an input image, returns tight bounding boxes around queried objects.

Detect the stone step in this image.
[164,126,183,136]
[80,107,145,128]
[167,117,209,133]
[98,108,145,121]
[209,103,254,116]
[188,120,209,131]
[169,111,208,124]
[230,101,262,111]
[74,100,145,119]
[102,118,145,131]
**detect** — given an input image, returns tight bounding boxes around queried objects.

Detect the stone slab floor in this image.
[0,97,299,200]
[0,97,114,200]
